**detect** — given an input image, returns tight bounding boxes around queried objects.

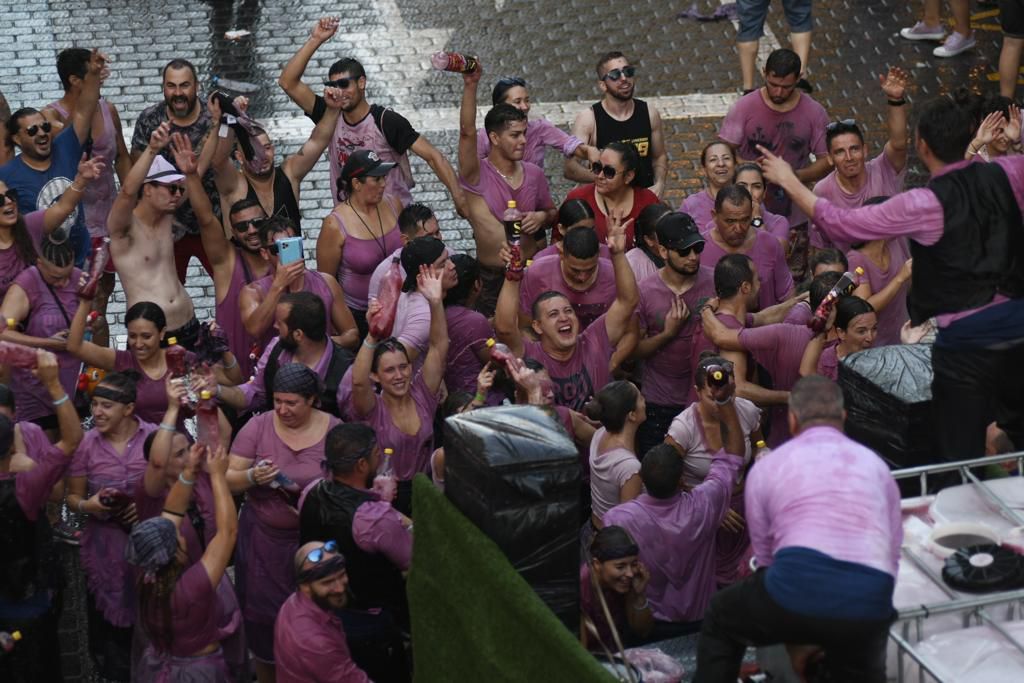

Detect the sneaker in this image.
[900,21,946,41]
[934,32,977,57]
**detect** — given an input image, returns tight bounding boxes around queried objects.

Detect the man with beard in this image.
[459,64,557,317]
[719,48,829,278]
[274,541,372,683]
[108,122,200,348]
[633,213,716,456]
[209,86,343,231]
[217,291,353,417]
[699,185,794,311]
[170,132,270,378]
[299,423,412,681]
[278,17,466,214]
[565,51,668,198]
[809,67,910,252]
[0,49,105,266]
[131,58,219,282]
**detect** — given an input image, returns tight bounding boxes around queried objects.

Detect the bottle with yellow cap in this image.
[165,336,188,378]
[485,337,514,367]
[373,447,398,503]
[196,389,220,448]
[809,266,865,334]
[0,629,22,652]
[754,439,771,462]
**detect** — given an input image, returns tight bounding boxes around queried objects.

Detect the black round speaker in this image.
[942,544,1024,593]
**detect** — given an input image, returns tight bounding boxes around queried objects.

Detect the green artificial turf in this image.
[408,475,617,682]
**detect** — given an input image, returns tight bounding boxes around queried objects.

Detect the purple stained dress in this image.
[667,399,761,585]
[230,410,341,663]
[113,348,197,430]
[327,201,403,311]
[354,373,439,481]
[69,419,157,627]
[9,266,82,423]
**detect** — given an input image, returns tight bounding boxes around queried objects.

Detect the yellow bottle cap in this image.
[486,338,496,348]
[712,370,723,381]
[11,630,21,641]
[5,318,15,328]
[167,337,178,345]
[755,440,767,448]
[200,390,212,400]
[525,259,533,267]
[854,267,864,275]
[506,200,516,208]
[384,448,394,455]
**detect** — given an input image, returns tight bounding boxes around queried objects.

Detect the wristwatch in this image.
[751,217,764,229]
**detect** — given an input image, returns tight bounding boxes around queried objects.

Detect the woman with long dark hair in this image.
[585,381,645,530]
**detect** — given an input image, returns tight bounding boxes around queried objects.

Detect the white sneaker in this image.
[900,21,946,41]
[933,32,977,57]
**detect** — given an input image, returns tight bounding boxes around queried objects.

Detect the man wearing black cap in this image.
[0,351,83,682]
[274,541,371,683]
[299,423,411,681]
[633,213,716,456]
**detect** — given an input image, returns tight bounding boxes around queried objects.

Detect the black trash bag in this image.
[443,404,581,632]
[839,344,935,470]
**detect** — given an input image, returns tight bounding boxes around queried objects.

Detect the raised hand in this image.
[417,264,444,303]
[879,66,910,101]
[974,111,1005,147]
[169,133,198,175]
[606,208,632,255]
[207,93,223,123]
[32,349,60,386]
[148,121,172,152]
[311,16,340,43]
[206,444,230,477]
[475,364,497,396]
[1007,103,1022,144]
[77,153,106,182]
[323,86,344,109]
[664,295,688,336]
[756,144,797,186]
[463,58,483,86]
[232,96,249,115]
[630,560,650,596]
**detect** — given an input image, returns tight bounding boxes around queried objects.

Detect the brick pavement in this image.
[0,1,1011,679]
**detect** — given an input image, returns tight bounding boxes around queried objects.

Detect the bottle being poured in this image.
[373,448,398,503]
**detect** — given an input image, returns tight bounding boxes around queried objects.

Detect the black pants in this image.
[636,402,683,460]
[163,316,201,352]
[694,570,893,683]
[932,341,1024,465]
[339,608,411,683]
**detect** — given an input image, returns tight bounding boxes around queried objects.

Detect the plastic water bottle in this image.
[431,51,478,74]
[210,75,259,94]
[165,337,188,378]
[0,630,22,652]
[196,390,220,449]
[373,448,398,503]
[78,238,110,299]
[258,459,300,494]
[369,258,402,340]
[485,338,514,367]
[754,439,771,462]
[0,340,39,369]
[809,267,864,334]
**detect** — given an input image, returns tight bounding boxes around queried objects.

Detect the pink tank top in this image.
[329,201,403,310]
[216,247,258,379]
[329,108,415,205]
[47,98,118,238]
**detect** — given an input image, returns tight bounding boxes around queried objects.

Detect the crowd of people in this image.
[0,11,1022,683]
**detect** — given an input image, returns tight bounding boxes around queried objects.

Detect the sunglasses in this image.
[601,66,636,82]
[163,184,187,196]
[590,162,621,179]
[825,118,857,132]
[231,217,266,232]
[672,242,705,257]
[323,78,353,89]
[24,122,53,137]
[305,540,339,564]
[0,189,19,207]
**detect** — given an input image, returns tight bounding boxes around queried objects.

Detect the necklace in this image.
[489,158,520,185]
[347,199,388,259]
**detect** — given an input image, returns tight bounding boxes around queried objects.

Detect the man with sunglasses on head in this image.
[632,214,716,456]
[809,67,911,252]
[459,62,558,317]
[566,51,668,198]
[108,122,201,349]
[274,541,372,683]
[0,49,106,267]
[299,423,412,681]
[131,58,221,283]
[719,48,830,279]
[279,17,467,215]
[169,133,271,378]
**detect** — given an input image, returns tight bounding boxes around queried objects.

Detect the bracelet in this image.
[216,384,223,399]
[159,422,177,432]
[247,468,256,485]
[52,394,70,407]
[178,472,196,486]
[887,98,906,107]
[632,597,650,611]
[69,183,85,193]
[473,392,486,404]
[222,356,238,370]
[77,499,88,515]
[714,396,734,406]
[162,508,185,518]
[363,338,378,349]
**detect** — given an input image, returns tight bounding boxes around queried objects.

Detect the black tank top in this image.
[591,99,654,188]
[245,166,302,230]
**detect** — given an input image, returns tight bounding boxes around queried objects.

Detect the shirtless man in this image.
[209,87,342,230]
[458,63,556,317]
[107,121,198,348]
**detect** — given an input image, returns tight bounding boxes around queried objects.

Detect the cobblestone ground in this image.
[0,0,1009,679]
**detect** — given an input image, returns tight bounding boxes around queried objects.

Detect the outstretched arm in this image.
[170,132,231,269]
[458,64,484,186]
[880,67,910,173]
[493,245,525,357]
[418,265,450,394]
[283,87,343,184]
[199,446,238,589]
[411,135,468,218]
[278,17,338,115]
[108,122,172,238]
[350,300,381,418]
[604,211,640,346]
[72,50,107,144]
[42,155,104,234]
[36,350,83,456]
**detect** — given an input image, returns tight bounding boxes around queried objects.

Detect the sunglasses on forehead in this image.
[24,122,53,137]
[825,118,857,132]
[305,540,339,564]
[323,77,354,89]
[601,66,636,82]
[0,189,19,207]
[591,162,622,179]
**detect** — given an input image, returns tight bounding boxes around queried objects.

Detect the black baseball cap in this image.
[656,212,705,252]
[341,149,397,182]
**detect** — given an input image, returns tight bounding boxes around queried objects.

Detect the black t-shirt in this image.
[308,95,420,155]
